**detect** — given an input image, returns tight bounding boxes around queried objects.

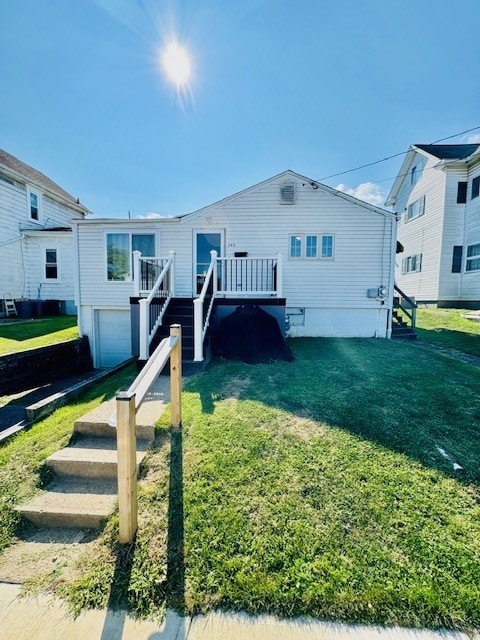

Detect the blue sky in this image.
[1,0,479,218]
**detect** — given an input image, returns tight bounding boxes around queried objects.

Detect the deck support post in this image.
[170,324,182,428]
[116,392,138,543]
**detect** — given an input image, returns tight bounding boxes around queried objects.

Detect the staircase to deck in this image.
[392,285,417,340]
[16,409,154,529]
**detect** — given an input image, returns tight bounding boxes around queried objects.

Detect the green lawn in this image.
[63,338,480,631]
[416,308,480,356]
[0,316,79,356]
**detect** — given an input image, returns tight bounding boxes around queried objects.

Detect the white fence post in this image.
[276,252,283,297]
[133,250,141,297]
[139,298,149,360]
[211,250,218,295]
[193,297,203,362]
[169,250,175,296]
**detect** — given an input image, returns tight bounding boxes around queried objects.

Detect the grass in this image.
[60,338,480,631]
[0,316,79,356]
[0,363,136,553]
[416,307,480,356]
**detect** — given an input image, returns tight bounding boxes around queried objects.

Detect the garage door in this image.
[96,309,132,367]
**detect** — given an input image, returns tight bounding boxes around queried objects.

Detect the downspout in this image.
[386,213,399,339]
[72,222,83,336]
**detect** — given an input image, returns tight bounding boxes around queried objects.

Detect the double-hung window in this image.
[472,176,480,200]
[45,249,59,280]
[466,243,480,271]
[401,253,422,275]
[106,233,155,281]
[405,195,426,222]
[27,187,41,221]
[289,234,334,259]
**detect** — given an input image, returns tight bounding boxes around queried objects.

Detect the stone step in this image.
[45,436,151,479]
[16,477,117,529]
[74,401,155,441]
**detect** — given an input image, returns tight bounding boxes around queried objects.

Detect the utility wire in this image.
[318,125,480,181]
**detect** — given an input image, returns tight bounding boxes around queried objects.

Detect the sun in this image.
[161,41,192,89]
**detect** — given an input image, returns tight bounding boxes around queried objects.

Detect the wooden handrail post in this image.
[170,324,182,429]
[116,391,138,543]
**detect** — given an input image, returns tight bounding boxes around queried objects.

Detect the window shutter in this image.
[451,246,463,273]
[457,182,467,203]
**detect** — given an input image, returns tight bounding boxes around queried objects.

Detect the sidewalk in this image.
[0,582,473,640]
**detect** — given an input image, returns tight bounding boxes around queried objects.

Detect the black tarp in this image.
[214,305,294,364]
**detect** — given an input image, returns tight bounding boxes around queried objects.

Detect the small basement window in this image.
[280,183,295,204]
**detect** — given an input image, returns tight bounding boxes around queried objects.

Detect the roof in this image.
[413,144,480,160]
[182,170,395,220]
[0,149,90,215]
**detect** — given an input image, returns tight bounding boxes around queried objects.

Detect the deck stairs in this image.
[391,309,417,340]
[391,285,417,340]
[16,409,154,529]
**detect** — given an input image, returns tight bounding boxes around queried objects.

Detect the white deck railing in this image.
[193,251,282,362]
[137,251,175,360]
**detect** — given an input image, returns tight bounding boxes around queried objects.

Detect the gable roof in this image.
[413,143,480,160]
[182,170,395,220]
[0,149,90,215]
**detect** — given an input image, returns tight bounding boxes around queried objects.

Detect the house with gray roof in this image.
[0,149,90,316]
[386,143,480,307]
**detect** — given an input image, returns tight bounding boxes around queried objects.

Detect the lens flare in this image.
[161,41,192,88]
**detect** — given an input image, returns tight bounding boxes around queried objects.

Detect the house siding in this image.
[460,163,480,300]
[76,172,394,348]
[0,177,84,302]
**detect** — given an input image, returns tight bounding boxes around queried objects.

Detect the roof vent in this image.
[280,182,295,204]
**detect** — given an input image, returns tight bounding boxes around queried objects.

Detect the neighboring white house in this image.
[73,170,397,367]
[386,143,480,307]
[0,149,90,315]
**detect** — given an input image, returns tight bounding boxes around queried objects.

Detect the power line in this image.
[318,125,480,182]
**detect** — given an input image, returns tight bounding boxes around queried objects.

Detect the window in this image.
[289,234,334,259]
[45,249,58,280]
[405,195,426,222]
[106,232,155,281]
[451,246,463,273]
[306,235,317,258]
[411,160,424,185]
[27,188,41,221]
[466,243,480,271]
[401,253,422,274]
[280,183,295,204]
[457,182,468,204]
[472,176,480,200]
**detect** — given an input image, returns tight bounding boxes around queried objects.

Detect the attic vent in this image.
[280,183,295,204]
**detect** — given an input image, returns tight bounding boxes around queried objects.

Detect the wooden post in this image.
[170,324,182,429]
[116,391,138,543]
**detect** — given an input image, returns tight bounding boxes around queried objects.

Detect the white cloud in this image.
[466,134,480,143]
[136,212,173,219]
[335,182,385,207]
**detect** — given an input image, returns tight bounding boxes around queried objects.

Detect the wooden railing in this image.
[193,251,282,362]
[393,284,417,328]
[116,324,182,543]
[138,251,175,360]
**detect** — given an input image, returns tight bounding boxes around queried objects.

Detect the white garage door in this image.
[96,309,132,368]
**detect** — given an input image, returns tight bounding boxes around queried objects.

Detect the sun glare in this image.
[161,41,192,88]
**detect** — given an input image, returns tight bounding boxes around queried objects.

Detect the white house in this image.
[386,143,480,307]
[73,170,397,368]
[0,149,90,315]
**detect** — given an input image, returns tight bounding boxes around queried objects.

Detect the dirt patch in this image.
[0,528,98,588]
[221,376,251,400]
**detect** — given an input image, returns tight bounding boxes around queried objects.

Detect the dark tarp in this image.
[214,305,294,364]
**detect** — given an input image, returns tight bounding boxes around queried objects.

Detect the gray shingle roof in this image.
[414,144,480,160]
[0,149,89,214]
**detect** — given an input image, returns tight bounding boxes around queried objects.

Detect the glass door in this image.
[194,231,223,294]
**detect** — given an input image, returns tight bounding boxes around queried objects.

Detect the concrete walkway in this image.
[0,582,474,640]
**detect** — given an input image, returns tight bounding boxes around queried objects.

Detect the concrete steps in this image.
[16,415,154,530]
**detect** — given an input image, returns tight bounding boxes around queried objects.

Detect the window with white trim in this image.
[289,234,334,259]
[466,243,480,271]
[27,188,41,221]
[405,195,426,222]
[401,253,422,274]
[106,233,155,281]
[45,248,59,280]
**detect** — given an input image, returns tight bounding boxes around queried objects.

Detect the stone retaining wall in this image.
[0,337,93,394]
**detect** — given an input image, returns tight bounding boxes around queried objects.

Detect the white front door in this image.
[193,230,224,294]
